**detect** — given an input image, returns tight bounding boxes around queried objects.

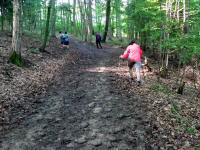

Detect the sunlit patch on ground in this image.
[85,66,127,73]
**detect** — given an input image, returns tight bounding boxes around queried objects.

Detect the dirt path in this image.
[0,39,150,150]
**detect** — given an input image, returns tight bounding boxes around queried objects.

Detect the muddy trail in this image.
[0,39,150,150]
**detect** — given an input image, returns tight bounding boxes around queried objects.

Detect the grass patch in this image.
[170,101,198,136]
[29,48,40,54]
[186,127,198,135]
[106,38,128,47]
[150,83,171,94]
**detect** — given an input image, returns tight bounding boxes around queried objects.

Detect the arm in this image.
[119,47,130,59]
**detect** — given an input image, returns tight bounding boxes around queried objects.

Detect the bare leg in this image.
[129,68,134,79]
[134,62,142,85]
[135,66,141,81]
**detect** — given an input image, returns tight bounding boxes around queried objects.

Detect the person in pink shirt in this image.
[120,40,143,85]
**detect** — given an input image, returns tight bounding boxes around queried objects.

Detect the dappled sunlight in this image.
[84,66,129,74]
[84,64,154,80]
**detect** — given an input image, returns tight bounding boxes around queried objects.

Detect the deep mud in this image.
[0,39,151,150]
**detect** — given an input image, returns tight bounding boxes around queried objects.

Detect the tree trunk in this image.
[50,0,56,37]
[78,0,87,40]
[83,0,88,41]
[0,1,4,31]
[183,0,189,33]
[77,0,84,39]
[9,0,23,66]
[177,0,180,21]
[73,0,76,34]
[40,0,52,51]
[87,0,93,42]
[183,0,187,33]
[102,0,111,42]
[107,16,113,40]
[115,0,122,40]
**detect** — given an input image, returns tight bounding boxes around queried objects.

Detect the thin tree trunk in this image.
[183,0,189,33]
[40,0,53,51]
[78,0,87,41]
[78,0,85,40]
[50,0,56,37]
[73,0,76,34]
[102,0,111,42]
[88,0,93,42]
[107,16,113,40]
[9,0,22,66]
[183,0,186,23]
[0,1,4,31]
[115,0,122,40]
[83,0,88,41]
[177,0,180,21]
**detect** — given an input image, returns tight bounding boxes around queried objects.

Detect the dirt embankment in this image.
[0,33,79,130]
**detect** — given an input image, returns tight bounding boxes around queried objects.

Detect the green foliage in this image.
[9,51,23,67]
[171,102,180,114]
[107,38,128,47]
[186,127,198,135]
[194,145,200,150]
[150,83,171,94]
[29,48,40,54]
[161,34,200,64]
[170,102,198,136]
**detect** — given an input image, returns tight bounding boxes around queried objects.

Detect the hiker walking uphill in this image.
[59,31,70,49]
[120,40,143,85]
[63,32,70,49]
[95,32,102,49]
[58,31,64,48]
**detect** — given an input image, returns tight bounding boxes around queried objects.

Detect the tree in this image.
[0,0,5,31]
[40,0,54,52]
[114,0,122,40]
[78,0,87,41]
[87,0,93,42]
[50,0,57,37]
[73,0,76,34]
[9,0,23,66]
[102,0,111,42]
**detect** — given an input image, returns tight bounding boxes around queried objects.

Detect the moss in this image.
[9,51,23,67]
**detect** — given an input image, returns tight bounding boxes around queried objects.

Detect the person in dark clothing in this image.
[59,31,64,47]
[95,33,102,49]
[63,32,70,49]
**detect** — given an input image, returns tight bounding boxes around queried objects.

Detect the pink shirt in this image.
[120,43,143,62]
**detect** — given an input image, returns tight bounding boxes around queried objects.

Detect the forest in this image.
[0,0,200,149]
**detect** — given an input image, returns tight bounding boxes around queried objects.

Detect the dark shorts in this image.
[61,41,64,44]
[128,61,135,69]
[64,41,69,45]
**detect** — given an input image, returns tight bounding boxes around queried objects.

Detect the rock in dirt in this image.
[80,122,89,128]
[88,139,102,146]
[88,102,95,108]
[93,107,102,114]
[75,135,87,144]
